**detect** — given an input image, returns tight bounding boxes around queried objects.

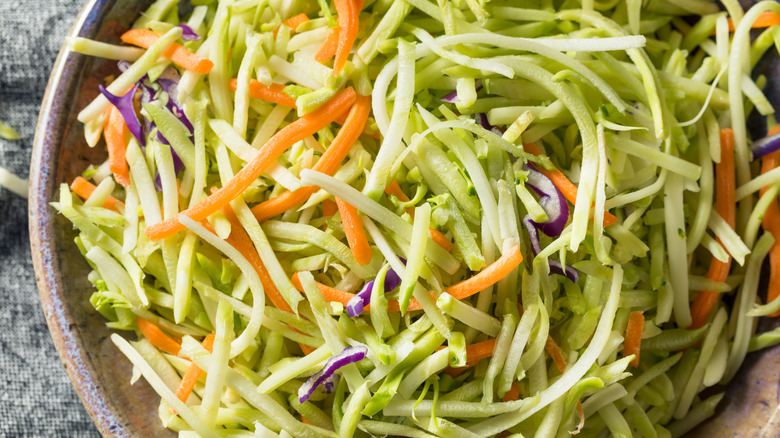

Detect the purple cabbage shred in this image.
[751,132,780,161]
[178,23,200,41]
[521,165,578,282]
[99,83,145,146]
[298,346,367,403]
[346,267,402,318]
[440,80,483,103]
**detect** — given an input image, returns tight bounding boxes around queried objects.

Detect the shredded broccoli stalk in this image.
[55,0,780,435]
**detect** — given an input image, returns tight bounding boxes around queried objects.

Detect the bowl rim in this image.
[28,0,129,436]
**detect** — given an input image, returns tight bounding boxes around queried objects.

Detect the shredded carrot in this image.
[690,129,736,329]
[291,272,423,311]
[767,245,780,318]
[234,80,379,139]
[443,338,497,377]
[332,0,359,74]
[70,176,126,213]
[321,199,338,217]
[136,316,182,356]
[301,244,519,313]
[220,205,293,313]
[384,180,454,251]
[292,251,520,315]
[274,12,309,37]
[760,124,780,317]
[120,29,213,74]
[229,79,297,108]
[336,197,372,266]
[502,383,520,402]
[728,11,780,31]
[296,244,517,311]
[384,180,415,215]
[284,13,310,30]
[545,336,567,374]
[104,106,131,187]
[250,94,369,222]
[573,402,586,435]
[444,245,523,300]
[334,111,380,139]
[291,272,357,306]
[175,333,215,404]
[316,28,340,63]
[216,215,320,354]
[623,311,644,367]
[387,297,422,312]
[524,142,618,227]
[430,228,454,252]
[144,88,356,241]
[385,180,411,202]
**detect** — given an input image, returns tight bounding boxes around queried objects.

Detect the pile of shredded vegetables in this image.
[58,0,780,436]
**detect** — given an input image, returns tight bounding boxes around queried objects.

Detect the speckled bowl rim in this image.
[28,0,129,436]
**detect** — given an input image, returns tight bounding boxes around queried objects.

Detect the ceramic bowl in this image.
[27,0,780,436]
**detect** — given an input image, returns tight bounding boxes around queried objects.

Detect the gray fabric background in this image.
[0,1,100,436]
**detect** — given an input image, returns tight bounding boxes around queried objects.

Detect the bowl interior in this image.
[30,0,174,436]
[28,1,780,436]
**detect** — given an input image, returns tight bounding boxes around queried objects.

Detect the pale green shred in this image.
[54,0,780,436]
[0,120,21,140]
[0,166,28,198]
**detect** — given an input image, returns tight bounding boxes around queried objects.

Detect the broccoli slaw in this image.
[58,0,780,436]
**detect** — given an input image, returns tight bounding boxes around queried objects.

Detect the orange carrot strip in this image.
[316,28,340,62]
[333,0,358,74]
[524,142,618,227]
[291,272,357,306]
[70,176,126,213]
[336,197,372,266]
[574,402,586,434]
[384,180,415,216]
[502,383,520,402]
[284,13,310,30]
[229,79,297,108]
[728,11,780,31]
[444,245,523,300]
[385,181,453,250]
[250,94,369,222]
[690,129,735,329]
[387,298,422,312]
[234,79,379,139]
[767,245,780,317]
[443,338,497,377]
[545,336,567,374]
[145,88,356,241]
[623,311,644,367]
[321,199,338,217]
[217,215,321,354]
[175,333,215,404]
[274,13,309,37]
[120,29,213,74]
[291,272,423,312]
[385,180,411,202]
[334,110,380,139]
[136,316,182,356]
[220,205,293,313]
[760,125,780,317]
[430,228,454,252]
[105,106,131,187]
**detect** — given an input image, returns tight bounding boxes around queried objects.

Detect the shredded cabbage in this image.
[56,1,780,436]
